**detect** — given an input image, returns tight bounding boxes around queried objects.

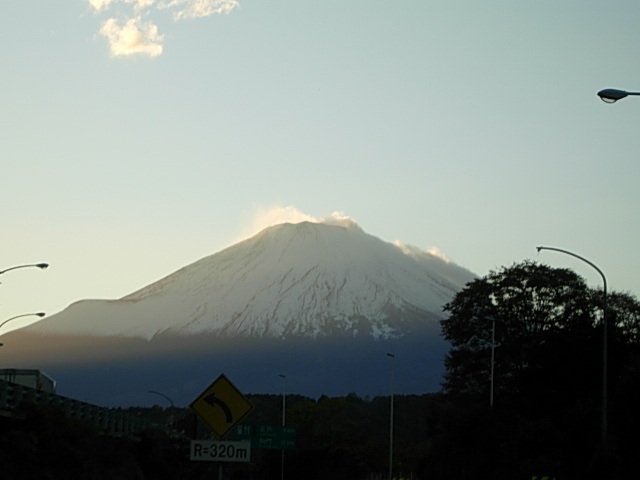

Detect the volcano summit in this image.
[3,219,475,406]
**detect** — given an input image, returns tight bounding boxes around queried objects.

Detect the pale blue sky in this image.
[2,0,639,333]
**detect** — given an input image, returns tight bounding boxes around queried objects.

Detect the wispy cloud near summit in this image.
[240,206,360,242]
[241,205,458,266]
[88,0,239,57]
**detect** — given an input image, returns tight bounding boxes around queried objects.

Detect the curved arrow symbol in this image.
[204,392,233,423]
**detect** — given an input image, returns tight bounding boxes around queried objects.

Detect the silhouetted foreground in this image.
[435,261,640,480]
[0,394,425,480]
[1,388,639,479]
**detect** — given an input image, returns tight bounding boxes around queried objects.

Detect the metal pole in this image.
[386,353,395,480]
[490,317,495,409]
[281,375,286,480]
[536,246,608,442]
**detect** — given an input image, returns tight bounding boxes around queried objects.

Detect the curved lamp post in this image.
[0,312,46,332]
[536,246,607,442]
[147,390,175,408]
[0,263,49,278]
[597,88,640,104]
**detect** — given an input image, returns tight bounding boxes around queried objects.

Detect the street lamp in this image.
[536,246,608,442]
[0,312,46,332]
[147,390,175,408]
[386,352,395,480]
[597,88,640,104]
[148,390,176,429]
[0,263,49,278]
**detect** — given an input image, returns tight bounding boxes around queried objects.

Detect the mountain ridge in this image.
[3,219,475,405]
[27,221,475,340]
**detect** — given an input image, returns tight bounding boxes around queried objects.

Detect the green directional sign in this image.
[233,424,296,450]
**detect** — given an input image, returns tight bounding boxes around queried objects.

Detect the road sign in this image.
[190,374,253,438]
[233,424,297,449]
[190,440,251,462]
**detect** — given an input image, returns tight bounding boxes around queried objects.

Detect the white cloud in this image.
[99,17,164,58]
[393,240,452,263]
[247,206,318,237]
[126,0,157,11]
[90,0,155,12]
[238,206,459,269]
[88,0,239,57]
[425,246,451,262]
[158,0,239,20]
[89,0,116,12]
[319,211,359,229]
[237,207,363,243]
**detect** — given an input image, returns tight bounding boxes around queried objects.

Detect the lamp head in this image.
[597,89,629,103]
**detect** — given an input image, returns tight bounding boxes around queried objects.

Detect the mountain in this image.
[2,220,476,406]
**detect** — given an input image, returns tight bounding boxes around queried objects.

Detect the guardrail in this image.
[0,379,149,437]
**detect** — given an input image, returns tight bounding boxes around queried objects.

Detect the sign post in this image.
[189,374,254,478]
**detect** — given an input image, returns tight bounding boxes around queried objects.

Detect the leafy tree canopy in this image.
[440,261,640,416]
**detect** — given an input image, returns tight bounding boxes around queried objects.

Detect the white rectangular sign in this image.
[190,440,251,463]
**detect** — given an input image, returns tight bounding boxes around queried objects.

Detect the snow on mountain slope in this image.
[29,220,476,340]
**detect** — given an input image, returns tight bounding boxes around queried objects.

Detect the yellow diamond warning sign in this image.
[190,374,253,438]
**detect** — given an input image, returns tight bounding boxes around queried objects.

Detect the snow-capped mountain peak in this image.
[29,221,475,340]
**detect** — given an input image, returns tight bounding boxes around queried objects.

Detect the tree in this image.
[433,261,640,479]
[440,260,640,417]
[441,261,600,408]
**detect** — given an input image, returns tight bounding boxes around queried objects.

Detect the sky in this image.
[2,0,640,334]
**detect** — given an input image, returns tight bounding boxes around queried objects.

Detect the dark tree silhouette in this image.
[432,260,640,479]
[441,261,601,409]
